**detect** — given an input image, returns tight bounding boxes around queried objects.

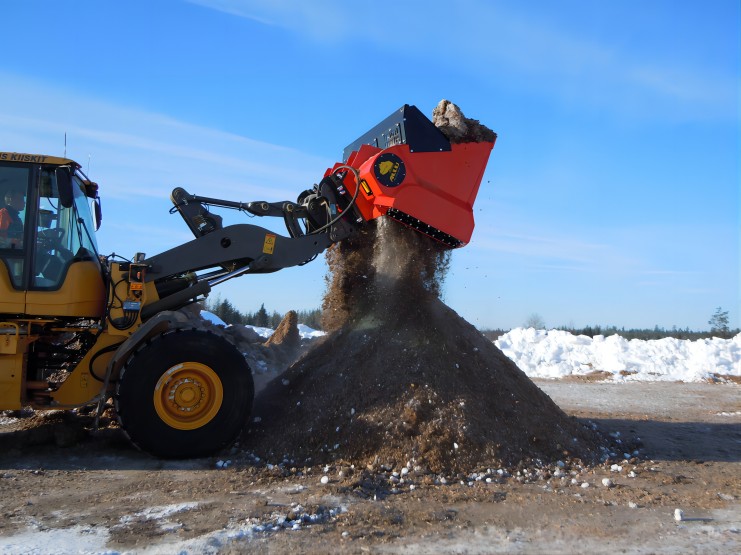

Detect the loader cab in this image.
[0,153,105,318]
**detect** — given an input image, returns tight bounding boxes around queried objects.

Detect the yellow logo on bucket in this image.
[379,161,395,175]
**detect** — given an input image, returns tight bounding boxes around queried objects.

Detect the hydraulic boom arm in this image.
[128,104,494,321]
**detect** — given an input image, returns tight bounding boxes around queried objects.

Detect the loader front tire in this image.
[115,329,254,459]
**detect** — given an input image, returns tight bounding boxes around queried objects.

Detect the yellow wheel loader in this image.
[0,105,495,458]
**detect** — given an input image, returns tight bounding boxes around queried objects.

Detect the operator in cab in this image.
[0,184,26,249]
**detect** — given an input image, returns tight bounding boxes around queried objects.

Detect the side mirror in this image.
[83,180,99,199]
[56,167,73,208]
[93,197,102,230]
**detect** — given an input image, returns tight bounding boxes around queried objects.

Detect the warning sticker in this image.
[263,233,276,254]
[360,179,373,197]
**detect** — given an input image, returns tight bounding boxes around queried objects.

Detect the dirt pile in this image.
[264,310,300,348]
[248,219,604,472]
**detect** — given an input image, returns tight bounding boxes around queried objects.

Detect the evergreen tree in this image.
[297,308,323,330]
[269,310,282,329]
[255,303,269,327]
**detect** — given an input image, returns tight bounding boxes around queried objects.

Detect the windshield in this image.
[70,173,99,256]
[37,169,99,258]
[32,168,100,289]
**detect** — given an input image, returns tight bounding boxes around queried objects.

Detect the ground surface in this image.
[0,380,738,554]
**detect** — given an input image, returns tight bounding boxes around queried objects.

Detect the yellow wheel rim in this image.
[153,362,223,430]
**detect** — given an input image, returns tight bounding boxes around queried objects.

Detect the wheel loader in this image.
[0,105,495,458]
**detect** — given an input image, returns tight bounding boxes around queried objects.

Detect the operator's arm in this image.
[0,208,22,249]
[0,208,10,233]
[0,208,10,247]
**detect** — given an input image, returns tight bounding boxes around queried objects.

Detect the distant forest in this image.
[479,325,739,342]
[204,296,322,330]
[204,297,738,342]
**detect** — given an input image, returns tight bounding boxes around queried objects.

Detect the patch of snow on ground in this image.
[495,329,741,382]
[119,502,199,524]
[0,504,202,554]
[0,525,111,555]
[135,503,343,554]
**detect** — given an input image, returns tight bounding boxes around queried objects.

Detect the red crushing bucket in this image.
[328,104,495,248]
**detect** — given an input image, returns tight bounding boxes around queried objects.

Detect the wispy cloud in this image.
[187,0,738,123]
[0,71,334,257]
[186,0,277,25]
[186,0,349,40]
[470,230,610,264]
[0,73,332,199]
[467,227,653,284]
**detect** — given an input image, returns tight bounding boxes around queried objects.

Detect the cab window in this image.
[32,169,100,289]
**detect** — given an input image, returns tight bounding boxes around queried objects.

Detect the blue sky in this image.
[1,0,738,330]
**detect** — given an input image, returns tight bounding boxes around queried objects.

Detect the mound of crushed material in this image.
[247,111,606,471]
[248,221,604,473]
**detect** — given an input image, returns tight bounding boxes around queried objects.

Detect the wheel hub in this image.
[153,362,224,430]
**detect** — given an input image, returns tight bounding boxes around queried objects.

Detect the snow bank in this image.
[495,328,741,382]
[243,324,275,339]
[242,324,325,340]
[297,323,326,339]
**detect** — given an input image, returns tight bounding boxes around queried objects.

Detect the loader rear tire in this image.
[115,329,254,459]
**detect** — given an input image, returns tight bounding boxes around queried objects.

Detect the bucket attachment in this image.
[328,104,495,248]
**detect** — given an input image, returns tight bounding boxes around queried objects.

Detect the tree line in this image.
[204,295,322,330]
[481,307,738,341]
[204,297,737,341]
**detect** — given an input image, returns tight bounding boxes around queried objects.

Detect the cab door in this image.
[0,162,31,314]
[24,168,106,318]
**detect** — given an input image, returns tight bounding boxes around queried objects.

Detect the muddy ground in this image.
[0,380,738,554]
